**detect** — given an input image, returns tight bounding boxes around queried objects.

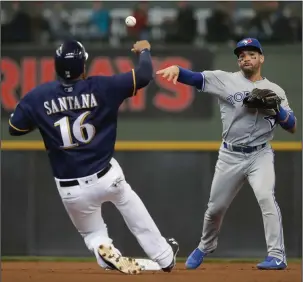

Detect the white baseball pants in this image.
[54,158,173,268]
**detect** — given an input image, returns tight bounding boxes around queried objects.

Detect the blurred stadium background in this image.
[1,1,302,260]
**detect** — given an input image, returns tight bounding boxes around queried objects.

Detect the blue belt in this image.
[223,142,267,153]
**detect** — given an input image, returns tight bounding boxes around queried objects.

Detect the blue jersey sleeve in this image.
[177,67,204,90]
[90,71,136,109]
[111,69,137,98]
[9,95,36,136]
[93,50,153,109]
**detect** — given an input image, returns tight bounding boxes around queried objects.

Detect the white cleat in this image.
[98,245,142,274]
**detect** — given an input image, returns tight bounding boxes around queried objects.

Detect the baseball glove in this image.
[243,88,282,111]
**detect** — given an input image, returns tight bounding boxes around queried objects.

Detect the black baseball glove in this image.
[243,88,282,111]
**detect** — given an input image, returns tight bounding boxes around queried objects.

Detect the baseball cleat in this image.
[257,256,287,270]
[98,245,142,274]
[185,248,206,269]
[162,238,180,272]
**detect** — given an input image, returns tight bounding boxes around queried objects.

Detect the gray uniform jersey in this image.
[199,71,292,146]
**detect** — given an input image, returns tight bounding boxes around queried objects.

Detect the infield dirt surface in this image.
[2,261,301,282]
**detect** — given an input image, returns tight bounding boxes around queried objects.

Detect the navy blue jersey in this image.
[9,72,137,179]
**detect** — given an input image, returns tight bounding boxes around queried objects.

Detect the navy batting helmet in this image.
[234,38,263,57]
[54,40,88,81]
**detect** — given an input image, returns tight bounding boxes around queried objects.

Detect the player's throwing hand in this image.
[131,40,151,53]
[156,65,180,85]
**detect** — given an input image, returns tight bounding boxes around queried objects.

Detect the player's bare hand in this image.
[156,65,180,85]
[131,40,151,53]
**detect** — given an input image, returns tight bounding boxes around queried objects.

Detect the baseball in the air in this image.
[125,16,136,27]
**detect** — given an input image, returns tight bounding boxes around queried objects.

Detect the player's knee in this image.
[205,203,227,220]
[256,193,275,211]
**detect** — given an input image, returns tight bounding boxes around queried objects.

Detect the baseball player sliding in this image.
[9,39,179,274]
[156,38,297,270]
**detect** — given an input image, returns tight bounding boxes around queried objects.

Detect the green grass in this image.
[2,256,302,264]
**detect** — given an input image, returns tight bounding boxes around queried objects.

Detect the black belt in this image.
[223,142,267,153]
[59,163,112,187]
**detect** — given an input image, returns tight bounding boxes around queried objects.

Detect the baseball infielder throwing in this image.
[156,38,297,270]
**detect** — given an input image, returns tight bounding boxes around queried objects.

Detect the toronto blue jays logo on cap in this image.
[241,38,253,45]
[234,38,263,55]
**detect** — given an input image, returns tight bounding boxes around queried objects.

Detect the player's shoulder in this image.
[87,75,113,83]
[203,69,233,78]
[21,81,60,105]
[203,69,230,74]
[86,75,113,89]
[36,81,60,92]
[264,79,286,97]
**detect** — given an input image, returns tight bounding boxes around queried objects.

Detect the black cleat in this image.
[162,238,179,272]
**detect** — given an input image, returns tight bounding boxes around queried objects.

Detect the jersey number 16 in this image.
[54,111,96,149]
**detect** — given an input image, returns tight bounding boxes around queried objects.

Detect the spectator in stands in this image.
[246,1,279,44]
[2,1,32,43]
[30,2,51,44]
[128,1,149,40]
[48,2,72,42]
[90,1,111,41]
[205,1,236,44]
[271,2,302,43]
[164,1,197,44]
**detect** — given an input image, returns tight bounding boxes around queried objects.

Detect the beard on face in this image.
[240,62,260,76]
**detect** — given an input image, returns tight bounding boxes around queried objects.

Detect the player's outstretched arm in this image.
[156,66,202,89]
[104,40,153,105]
[276,105,296,134]
[131,40,153,89]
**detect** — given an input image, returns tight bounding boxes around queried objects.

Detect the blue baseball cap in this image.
[234,38,263,56]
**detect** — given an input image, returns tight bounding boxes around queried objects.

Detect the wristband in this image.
[277,106,295,130]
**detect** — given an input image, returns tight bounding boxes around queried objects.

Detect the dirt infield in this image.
[2,261,301,282]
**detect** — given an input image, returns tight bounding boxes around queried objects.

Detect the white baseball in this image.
[125,16,136,27]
